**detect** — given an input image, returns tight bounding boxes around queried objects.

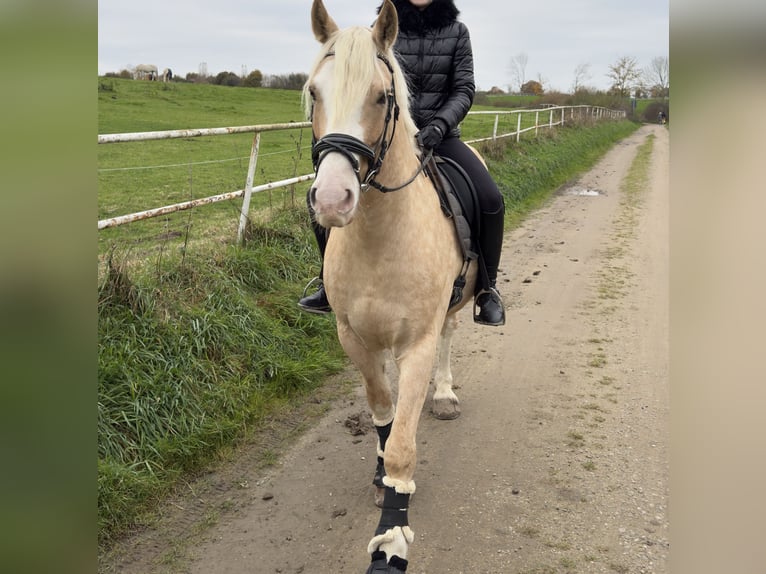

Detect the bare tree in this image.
[607,56,642,97]
[644,56,669,97]
[536,72,548,93]
[508,52,528,93]
[571,62,591,93]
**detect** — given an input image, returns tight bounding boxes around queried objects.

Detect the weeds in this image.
[97,209,344,543]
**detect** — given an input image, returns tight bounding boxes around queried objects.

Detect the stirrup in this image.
[298,277,332,314]
[473,287,505,326]
[300,276,322,299]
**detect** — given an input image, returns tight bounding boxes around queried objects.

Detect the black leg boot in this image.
[474,206,506,326]
[298,198,332,314]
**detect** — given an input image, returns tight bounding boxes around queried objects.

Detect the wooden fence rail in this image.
[97,105,624,241]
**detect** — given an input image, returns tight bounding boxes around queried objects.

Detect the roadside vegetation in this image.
[97,77,640,547]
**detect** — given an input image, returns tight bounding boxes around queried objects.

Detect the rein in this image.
[311,52,428,194]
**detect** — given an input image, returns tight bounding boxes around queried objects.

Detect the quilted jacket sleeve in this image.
[432,22,475,135]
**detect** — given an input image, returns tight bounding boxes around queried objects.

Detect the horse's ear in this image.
[311,0,339,44]
[372,0,398,53]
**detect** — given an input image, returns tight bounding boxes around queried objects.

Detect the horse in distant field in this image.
[134,64,158,81]
[162,68,173,82]
[305,0,480,571]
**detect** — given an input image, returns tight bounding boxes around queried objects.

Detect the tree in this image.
[520,80,543,96]
[243,69,263,88]
[644,56,669,98]
[264,73,309,90]
[571,62,591,94]
[214,71,241,87]
[508,52,528,93]
[606,56,642,97]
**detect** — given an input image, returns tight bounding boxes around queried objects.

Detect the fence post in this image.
[516,112,522,142]
[493,114,499,141]
[237,131,261,244]
[561,108,565,126]
[535,111,539,136]
[549,109,554,128]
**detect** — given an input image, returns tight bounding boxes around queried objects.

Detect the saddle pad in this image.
[434,155,480,253]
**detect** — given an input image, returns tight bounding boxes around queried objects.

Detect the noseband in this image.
[311,52,426,194]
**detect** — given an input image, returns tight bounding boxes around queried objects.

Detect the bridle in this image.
[310,52,429,194]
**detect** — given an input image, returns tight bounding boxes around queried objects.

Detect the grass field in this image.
[97,79,633,262]
[97,77,640,547]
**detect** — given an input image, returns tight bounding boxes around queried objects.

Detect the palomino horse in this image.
[306,0,479,571]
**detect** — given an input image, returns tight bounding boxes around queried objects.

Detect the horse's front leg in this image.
[336,323,394,508]
[431,313,461,420]
[365,334,438,573]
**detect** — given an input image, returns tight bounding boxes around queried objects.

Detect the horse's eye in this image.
[376,92,388,106]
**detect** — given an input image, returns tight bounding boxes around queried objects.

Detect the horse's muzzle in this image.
[311,186,356,228]
[310,153,360,227]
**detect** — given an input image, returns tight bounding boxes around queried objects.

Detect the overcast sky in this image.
[98,0,668,93]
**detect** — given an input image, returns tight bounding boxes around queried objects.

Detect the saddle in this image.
[424,155,482,309]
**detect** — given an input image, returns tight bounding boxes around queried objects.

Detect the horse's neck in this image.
[362,141,430,226]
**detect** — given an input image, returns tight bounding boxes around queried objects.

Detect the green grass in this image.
[98,207,346,543]
[97,77,640,547]
[98,78,314,259]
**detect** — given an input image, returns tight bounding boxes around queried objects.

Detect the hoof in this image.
[374,486,385,508]
[431,397,461,420]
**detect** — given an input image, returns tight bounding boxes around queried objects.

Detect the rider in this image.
[299,0,506,326]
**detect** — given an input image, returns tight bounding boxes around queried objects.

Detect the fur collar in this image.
[378,0,460,34]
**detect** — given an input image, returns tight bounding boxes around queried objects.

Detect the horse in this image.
[162,68,173,82]
[306,0,479,571]
[134,63,158,81]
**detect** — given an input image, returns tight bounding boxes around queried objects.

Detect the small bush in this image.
[98,79,115,93]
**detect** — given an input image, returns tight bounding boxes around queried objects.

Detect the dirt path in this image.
[104,124,669,574]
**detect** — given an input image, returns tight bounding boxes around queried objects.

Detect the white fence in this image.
[97,105,624,240]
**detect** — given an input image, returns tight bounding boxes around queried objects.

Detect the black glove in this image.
[418,122,445,150]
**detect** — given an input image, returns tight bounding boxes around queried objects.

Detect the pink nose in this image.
[310,183,357,228]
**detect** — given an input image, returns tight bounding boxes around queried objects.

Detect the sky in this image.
[98,0,668,93]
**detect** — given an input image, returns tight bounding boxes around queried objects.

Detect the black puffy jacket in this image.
[378,0,475,138]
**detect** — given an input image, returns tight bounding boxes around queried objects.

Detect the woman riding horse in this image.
[300,0,506,328]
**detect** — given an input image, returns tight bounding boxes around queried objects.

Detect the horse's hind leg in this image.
[431,313,461,420]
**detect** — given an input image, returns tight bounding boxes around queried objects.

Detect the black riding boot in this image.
[298,203,332,314]
[474,206,506,326]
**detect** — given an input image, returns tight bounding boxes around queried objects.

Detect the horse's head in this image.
[305,0,415,228]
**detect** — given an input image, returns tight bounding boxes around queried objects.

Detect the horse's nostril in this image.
[341,189,355,212]
[309,187,318,206]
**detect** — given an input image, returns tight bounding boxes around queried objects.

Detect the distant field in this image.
[98,78,316,258]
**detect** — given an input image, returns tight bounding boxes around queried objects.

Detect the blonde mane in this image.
[304,26,418,140]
